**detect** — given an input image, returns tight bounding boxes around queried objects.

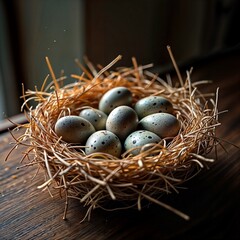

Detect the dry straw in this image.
[8,47,220,221]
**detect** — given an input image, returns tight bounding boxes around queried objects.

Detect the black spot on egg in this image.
[81,123,85,126]
[102,141,105,145]
[133,140,137,144]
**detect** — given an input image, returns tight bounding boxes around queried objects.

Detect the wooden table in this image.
[1,52,240,239]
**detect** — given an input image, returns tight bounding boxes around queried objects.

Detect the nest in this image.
[10,47,219,221]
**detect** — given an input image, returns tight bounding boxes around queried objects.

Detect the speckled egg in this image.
[134,96,174,119]
[124,130,161,155]
[54,115,95,144]
[99,87,132,114]
[106,106,138,141]
[79,108,107,130]
[138,113,180,138]
[85,130,122,157]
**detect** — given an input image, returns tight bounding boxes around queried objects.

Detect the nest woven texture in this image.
[15,52,219,221]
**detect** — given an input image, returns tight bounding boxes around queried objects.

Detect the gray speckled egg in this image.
[55,115,95,144]
[85,130,122,157]
[138,113,180,138]
[79,108,107,130]
[106,106,138,141]
[99,87,132,114]
[124,130,161,155]
[134,96,174,119]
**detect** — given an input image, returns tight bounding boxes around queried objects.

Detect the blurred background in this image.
[0,0,239,120]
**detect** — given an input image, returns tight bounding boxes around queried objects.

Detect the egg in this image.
[134,96,174,119]
[99,86,132,114]
[138,113,180,138]
[124,130,161,155]
[106,106,138,141]
[85,130,122,157]
[79,108,107,130]
[54,115,95,144]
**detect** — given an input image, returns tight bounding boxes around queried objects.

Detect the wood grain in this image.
[0,53,240,239]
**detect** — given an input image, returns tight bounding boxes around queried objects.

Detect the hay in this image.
[9,47,219,221]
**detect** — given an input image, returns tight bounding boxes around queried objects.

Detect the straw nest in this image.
[10,48,220,221]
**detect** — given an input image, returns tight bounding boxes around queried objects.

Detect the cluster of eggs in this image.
[54,87,181,157]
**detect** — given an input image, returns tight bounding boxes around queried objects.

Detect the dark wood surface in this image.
[1,52,240,239]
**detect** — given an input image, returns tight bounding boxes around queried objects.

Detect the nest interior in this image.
[14,52,219,221]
